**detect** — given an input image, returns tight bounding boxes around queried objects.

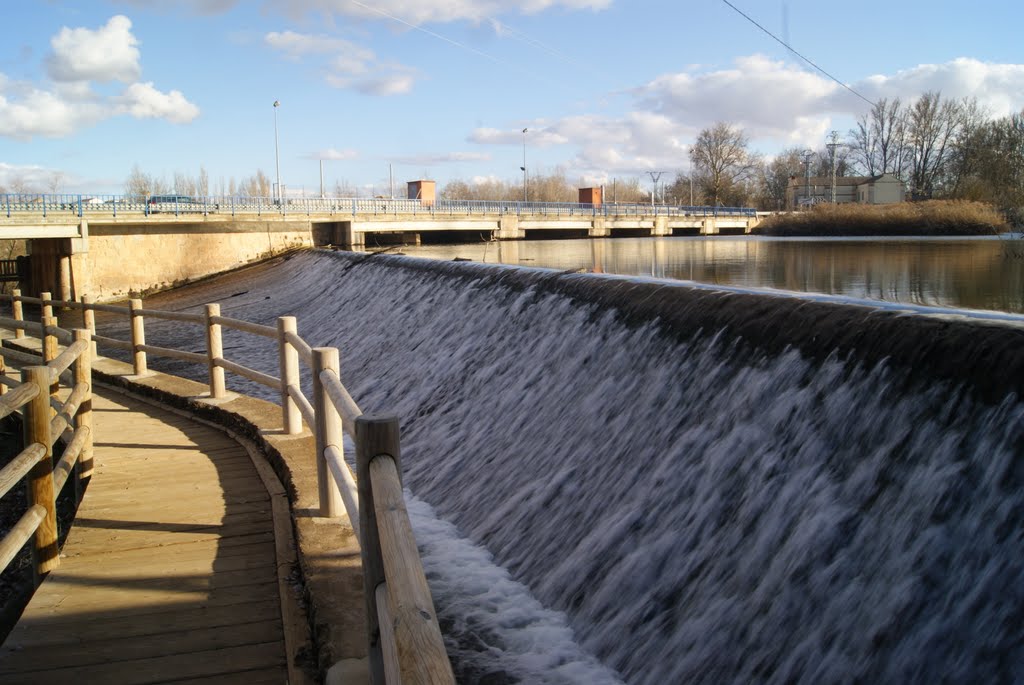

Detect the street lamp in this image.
[273,100,281,203]
[520,128,528,203]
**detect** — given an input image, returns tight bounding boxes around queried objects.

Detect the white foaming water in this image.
[406,494,625,684]
[126,250,1024,683]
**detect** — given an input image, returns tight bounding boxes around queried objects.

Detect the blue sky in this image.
[1,0,1022,196]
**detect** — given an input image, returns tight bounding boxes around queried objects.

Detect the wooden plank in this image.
[0,618,283,672]
[4,598,281,647]
[0,641,286,684]
[0,376,291,681]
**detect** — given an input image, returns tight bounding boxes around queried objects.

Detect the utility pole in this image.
[273,100,281,203]
[647,171,664,207]
[801,149,815,209]
[389,163,394,199]
[521,128,528,203]
[319,159,324,199]
[826,131,840,203]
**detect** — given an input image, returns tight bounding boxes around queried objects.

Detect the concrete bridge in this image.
[0,194,760,301]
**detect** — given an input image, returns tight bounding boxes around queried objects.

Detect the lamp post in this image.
[520,127,528,203]
[273,100,281,203]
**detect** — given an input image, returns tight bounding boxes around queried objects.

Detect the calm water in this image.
[392,236,1024,313]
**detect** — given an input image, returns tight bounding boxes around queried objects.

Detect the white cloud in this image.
[265,31,372,62]
[266,0,611,25]
[468,56,1024,179]
[394,151,492,165]
[266,30,417,96]
[0,82,104,139]
[0,16,200,140]
[116,82,200,123]
[857,58,1024,117]
[469,127,567,147]
[354,73,415,96]
[311,148,359,160]
[47,15,141,83]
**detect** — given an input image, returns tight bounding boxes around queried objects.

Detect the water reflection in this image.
[395,236,1024,313]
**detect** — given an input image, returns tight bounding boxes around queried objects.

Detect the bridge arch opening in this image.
[523,229,589,240]
[609,228,652,238]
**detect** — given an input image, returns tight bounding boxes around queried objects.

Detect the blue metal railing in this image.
[0,193,757,220]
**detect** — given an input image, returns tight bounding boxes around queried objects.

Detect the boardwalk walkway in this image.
[0,385,290,683]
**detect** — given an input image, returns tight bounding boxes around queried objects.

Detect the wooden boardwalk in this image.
[0,386,289,684]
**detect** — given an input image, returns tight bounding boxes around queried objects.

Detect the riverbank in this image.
[753,200,1009,237]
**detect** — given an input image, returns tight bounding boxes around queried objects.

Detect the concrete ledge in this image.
[84,354,368,682]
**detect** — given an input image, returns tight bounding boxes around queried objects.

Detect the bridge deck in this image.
[0,386,288,683]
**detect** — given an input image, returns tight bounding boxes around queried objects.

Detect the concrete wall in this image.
[63,219,313,301]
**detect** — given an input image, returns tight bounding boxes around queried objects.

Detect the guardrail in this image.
[0,289,453,684]
[1,192,757,220]
[0,312,92,586]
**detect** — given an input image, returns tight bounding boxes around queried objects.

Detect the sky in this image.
[1,0,1022,197]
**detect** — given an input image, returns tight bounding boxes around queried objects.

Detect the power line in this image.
[718,0,876,108]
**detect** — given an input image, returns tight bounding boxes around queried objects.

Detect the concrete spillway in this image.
[106,249,1024,683]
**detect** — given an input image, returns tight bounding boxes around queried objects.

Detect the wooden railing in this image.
[0,310,92,585]
[0,289,453,685]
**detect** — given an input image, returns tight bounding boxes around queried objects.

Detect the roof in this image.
[788,174,901,187]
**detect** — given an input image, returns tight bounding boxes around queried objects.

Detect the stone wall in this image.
[61,219,314,301]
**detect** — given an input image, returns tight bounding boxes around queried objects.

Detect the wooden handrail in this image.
[211,314,277,339]
[0,381,40,420]
[0,294,455,683]
[357,416,455,685]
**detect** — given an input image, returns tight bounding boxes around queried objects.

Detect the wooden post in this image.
[356,414,401,685]
[277,316,301,434]
[73,328,94,481]
[42,316,58,365]
[43,316,59,404]
[11,288,24,339]
[205,303,225,398]
[312,348,344,517]
[22,366,59,579]
[40,291,53,321]
[58,255,72,304]
[81,294,97,359]
[128,298,147,375]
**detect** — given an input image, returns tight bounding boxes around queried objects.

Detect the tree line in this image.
[675,91,1024,215]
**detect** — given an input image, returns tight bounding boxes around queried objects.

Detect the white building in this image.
[787,173,904,209]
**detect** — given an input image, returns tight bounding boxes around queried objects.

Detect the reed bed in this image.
[754,201,1010,237]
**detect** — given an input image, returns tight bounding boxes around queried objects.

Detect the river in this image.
[391,235,1024,313]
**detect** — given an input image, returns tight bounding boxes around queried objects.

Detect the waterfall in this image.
[119,249,1024,683]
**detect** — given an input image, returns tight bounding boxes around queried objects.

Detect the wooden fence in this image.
[0,289,453,685]
[0,311,92,585]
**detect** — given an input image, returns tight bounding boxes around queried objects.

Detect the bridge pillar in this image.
[652,216,671,237]
[495,214,524,240]
[701,217,719,235]
[589,217,610,238]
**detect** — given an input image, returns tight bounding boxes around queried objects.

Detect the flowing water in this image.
[113,249,1024,683]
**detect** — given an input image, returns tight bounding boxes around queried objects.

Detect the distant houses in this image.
[787,173,904,209]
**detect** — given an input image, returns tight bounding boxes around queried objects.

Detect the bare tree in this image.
[197,166,209,197]
[906,92,963,198]
[849,98,907,177]
[689,122,758,205]
[47,171,66,194]
[756,147,805,210]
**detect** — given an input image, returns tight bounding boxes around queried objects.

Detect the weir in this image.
[95,250,1024,683]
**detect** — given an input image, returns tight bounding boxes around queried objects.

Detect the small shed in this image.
[579,187,602,207]
[407,180,436,206]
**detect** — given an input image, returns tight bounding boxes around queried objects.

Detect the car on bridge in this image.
[146,195,208,214]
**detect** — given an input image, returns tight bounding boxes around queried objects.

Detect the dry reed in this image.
[754,201,1010,237]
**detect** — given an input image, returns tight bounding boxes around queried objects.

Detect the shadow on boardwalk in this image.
[0,388,290,684]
